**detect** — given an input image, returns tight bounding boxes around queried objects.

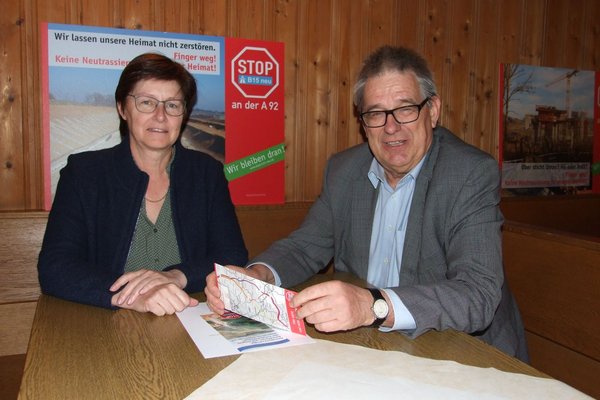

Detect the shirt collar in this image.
[367,155,426,190]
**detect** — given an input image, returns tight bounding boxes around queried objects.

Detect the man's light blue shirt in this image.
[367,156,425,332]
[251,156,424,332]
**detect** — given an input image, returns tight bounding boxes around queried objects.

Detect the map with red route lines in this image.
[215,264,306,335]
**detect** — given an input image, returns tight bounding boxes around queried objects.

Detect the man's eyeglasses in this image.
[360,97,430,128]
[128,94,186,117]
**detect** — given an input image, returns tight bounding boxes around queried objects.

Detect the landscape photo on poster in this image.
[40,23,284,210]
[499,63,600,196]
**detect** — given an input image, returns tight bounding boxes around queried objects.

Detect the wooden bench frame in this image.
[500,194,600,237]
[503,220,600,398]
[0,212,47,357]
[0,212,48,400]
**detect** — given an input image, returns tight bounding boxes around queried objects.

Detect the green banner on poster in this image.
[224,143,285,181]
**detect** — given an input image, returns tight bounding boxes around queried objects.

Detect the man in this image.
[206,45,528,361]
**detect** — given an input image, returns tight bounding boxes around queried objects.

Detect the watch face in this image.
[373,299,389,319]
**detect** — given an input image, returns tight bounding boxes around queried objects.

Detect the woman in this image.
[38,53,248,315]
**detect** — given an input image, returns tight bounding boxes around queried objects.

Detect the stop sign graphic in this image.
[231,46,279,99]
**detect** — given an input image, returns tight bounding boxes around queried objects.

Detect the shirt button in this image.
[153,228,158,233]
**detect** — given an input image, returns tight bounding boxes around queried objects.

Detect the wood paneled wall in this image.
[2,0,599,210]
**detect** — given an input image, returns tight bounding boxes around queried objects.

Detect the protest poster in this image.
[41,23,284,209]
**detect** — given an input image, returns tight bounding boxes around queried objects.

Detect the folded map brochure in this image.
[214,263,307,335]
[201,311,292,352]
[176,264,311,358]
[177,302,314,358]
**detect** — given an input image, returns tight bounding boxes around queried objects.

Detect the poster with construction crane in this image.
[40,23,284,210]
[499,64,599,196]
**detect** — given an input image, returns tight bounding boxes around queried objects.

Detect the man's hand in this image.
[291,281,390,332]
[205,264,274,315]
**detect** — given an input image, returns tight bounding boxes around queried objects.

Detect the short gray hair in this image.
[353,46,437,112]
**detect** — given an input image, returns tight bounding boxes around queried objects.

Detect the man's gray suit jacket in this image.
[253,126,528,361]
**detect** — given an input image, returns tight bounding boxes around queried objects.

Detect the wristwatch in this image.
[367,288,389,327]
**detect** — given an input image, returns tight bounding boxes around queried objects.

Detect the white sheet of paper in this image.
[177,303,314,359]
[184,339,592,399]
[262,361,506,400]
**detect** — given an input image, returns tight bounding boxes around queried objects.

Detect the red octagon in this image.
[231,46,280,99]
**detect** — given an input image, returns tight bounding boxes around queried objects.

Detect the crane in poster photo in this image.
[500,63,599,196]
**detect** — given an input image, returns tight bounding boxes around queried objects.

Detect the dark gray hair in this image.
[353,46,437,112]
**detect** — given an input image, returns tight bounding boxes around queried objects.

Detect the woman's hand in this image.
[111,282,198,315]
[110,269,198,315]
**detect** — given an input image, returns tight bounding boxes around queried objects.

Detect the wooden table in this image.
[19,273,546,400]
